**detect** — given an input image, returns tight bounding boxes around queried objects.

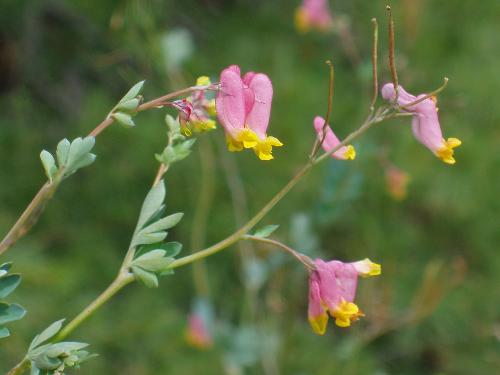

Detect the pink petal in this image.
[325,261,358,303]
[216,67,245,134]
[381,83,418,107]
[308,273,325,319]
[313,116,351,159]
[244,73,273,139]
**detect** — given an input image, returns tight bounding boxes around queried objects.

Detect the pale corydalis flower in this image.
[313,116,356,160]
[381,83,461,164]
[216,65,283,160]
[176,76,217,136]
[185,313,213,349]
[386,166,410,201]
[308,258,381,335]
[295,0,333,33]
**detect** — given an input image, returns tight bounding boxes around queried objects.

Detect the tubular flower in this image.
[313,116,356,160]
[295,0,333,33]
[216,65,283,160]
[381,83,461,164]
[308,258,381,335]
[176,76,217,136]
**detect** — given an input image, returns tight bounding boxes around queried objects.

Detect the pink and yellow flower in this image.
[381,83,461,164]
[295,0,333,33]
[216,65,283,160]
[175,76,217,136]
[308,258,381,335]
[313,116,356,160]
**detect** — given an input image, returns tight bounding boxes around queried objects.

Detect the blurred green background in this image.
[1,0,499,374]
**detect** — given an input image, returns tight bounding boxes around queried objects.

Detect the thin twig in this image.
[370,18,379,111]
[387,5,399,101]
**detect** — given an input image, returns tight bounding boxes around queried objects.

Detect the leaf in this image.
[131,250,173,272]
[65,137,96,173]
[135,241,182,259]
[0,326,9,338]
[44,342,89,357]
[29,319,65,352]
[162,242,182,258]
[69,153,96,172]
[136,181,166,230]
[119,81,145,103]
[140,213,183,234]
[33,355,61,370]
[29,363,40,375]
[0,263,12,272]
[56,138,71,167]
[156,139,196,165]
[116,98,140,113]
[253,225,279,238]
[0,274,21,299]
[0,303,26,324]
[165,114,180,134]
[131,266,158,288]
[40,151,57,182]
[132,231,168,247]
[112,112,136,128]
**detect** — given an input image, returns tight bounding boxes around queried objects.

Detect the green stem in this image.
[55,271,135,341]
[0,181,60,256]
[5,359,30,375]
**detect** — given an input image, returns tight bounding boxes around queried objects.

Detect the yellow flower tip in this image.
[344,145,356,160]
[436,137,461,165]
[252,136,283,161]
[236,128,259,148]
[266,136,284,147]
[206,99,217,116]
[191,119,217,133]
[196,76,211,86]
[357,258,382,278]
[294,8,310,33]
[332,301,364,328]
[309,313,329,335]
[226,134,243,152]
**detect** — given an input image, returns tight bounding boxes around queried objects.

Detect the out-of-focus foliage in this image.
[0,0,499,374]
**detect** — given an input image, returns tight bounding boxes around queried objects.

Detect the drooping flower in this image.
[295,0,333,33]
[313,116,356,160]
[216,65,283,160]
[381,83,461,164]
[385,165,410,201]
[175,76,217,136]
[308,258,381,335]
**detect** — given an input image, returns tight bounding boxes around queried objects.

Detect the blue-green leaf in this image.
[136,181,166,230]
[131,266,158,288]
[253,225,279,238]
[29,319,65,351]
[40,150,57,182]
[0,303,26,324]
[0,274,21,298]
[120,81,145,103]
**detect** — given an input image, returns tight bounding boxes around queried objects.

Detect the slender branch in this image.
[386,5,399,100]
[55,272,134,341]
[399,78,449,110]
[370,18,379,111]
[242,235,315,271]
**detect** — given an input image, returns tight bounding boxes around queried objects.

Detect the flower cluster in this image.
[216,65,283,160]
[308,258,381,335]
[295,0,333,33]
[381,83,462,164]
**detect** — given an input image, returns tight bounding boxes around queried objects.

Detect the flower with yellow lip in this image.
[216,65,283,160]
[313,116,356,160]
[381,83,462,164]
[308,258,381,335]
[295,0,333,33]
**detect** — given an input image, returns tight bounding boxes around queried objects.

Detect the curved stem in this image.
[242,235,315,271]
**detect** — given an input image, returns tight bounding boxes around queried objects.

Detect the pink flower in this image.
[308,258,381,335]
[175,76,217,136]
[295,0,333,33]
[185,313,213,349]
[313,116,356,160]
[381,83,461,164]
[216,65,283,160]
